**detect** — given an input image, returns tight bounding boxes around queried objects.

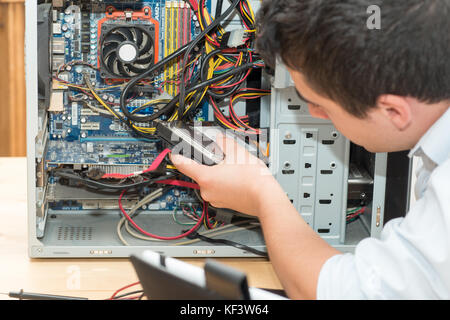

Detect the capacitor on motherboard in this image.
[64,15,73,24]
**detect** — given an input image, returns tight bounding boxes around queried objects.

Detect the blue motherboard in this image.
[46,1,212,210]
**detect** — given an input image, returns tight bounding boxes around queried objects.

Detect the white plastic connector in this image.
[226,29,248,48]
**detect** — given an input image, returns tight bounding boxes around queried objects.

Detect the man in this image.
[171,0,450,299]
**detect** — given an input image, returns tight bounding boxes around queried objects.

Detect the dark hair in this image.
[256,0,450,118]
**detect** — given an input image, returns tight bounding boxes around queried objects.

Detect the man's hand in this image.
[172,133,340,299]
[170,134,288,217]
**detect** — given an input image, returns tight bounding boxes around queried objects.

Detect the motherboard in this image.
[38,0,266,217]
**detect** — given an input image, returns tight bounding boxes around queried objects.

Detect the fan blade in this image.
[117,27,134,42]
[134,28,143,48]
[102,43,118,60]
[117,61,130,77]
[140,32,153,55]
[125,63,147,75]
[135,54,153,65]
[104,33,126,45]
[106,52,119,76]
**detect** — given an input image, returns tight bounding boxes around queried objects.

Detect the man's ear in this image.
[376,95,413,131]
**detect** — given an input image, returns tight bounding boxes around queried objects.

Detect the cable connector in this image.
[220,29,249,48]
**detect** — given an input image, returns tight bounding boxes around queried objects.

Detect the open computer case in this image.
[26,0,412,258]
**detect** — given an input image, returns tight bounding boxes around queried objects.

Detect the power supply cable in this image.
[178,0,243,117]
[187,232,268,258]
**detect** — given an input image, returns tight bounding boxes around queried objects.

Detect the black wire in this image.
[53,170,178,191]
[82,74,156,141]
[194,233,268,258]
[199,48,251,101]
[215,0,224,20]
[119,43,192,122]
[187,62,256,93]
[178,0,243,118]
[112,290,145,300]
[130,100,172,115]
[140,62,257,127]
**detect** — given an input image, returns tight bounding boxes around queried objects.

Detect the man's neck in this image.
[410,100,450,146]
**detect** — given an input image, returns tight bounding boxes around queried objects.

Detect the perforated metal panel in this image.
[269,65,350,245]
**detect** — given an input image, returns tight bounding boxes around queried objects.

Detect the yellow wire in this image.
[246,0,256,21]
[85,77,156,134]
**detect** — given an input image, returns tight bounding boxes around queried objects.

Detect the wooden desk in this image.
[0,0,26,157]
[0,157,282,300]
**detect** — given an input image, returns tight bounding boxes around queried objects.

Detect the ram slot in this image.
[181,2,191,94]
[169,1,176,96]
[175,1,183,95]
[164,1,171,95]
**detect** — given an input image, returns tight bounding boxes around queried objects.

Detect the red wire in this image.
[210,51,253,89]
[186,0,198,12]
[154,179,200,190]
[102,148,172,179]
[108,281,141,300]
[204,201,215,229]
[239,2,250,30]
[347,208,366,220]
[119,189,205,240]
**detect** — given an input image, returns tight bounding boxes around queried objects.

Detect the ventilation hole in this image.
[318,229,330,234]
[283,140,296,145]
[57,226,93,241]
[321,170,333,175]
[322,140,335,145]
[319,199,332,205]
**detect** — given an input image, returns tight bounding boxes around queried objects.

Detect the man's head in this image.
[256,0,450,153]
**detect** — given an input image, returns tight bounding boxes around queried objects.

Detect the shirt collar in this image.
[409,107,450,165]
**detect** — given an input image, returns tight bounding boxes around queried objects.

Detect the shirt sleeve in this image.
[316,159,450,300]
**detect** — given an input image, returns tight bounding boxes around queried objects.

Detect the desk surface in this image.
[0,157,282,300]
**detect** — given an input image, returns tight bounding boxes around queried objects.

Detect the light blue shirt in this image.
[317,107,450,299]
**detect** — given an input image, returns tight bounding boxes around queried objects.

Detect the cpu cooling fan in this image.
[99,24,156,79]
